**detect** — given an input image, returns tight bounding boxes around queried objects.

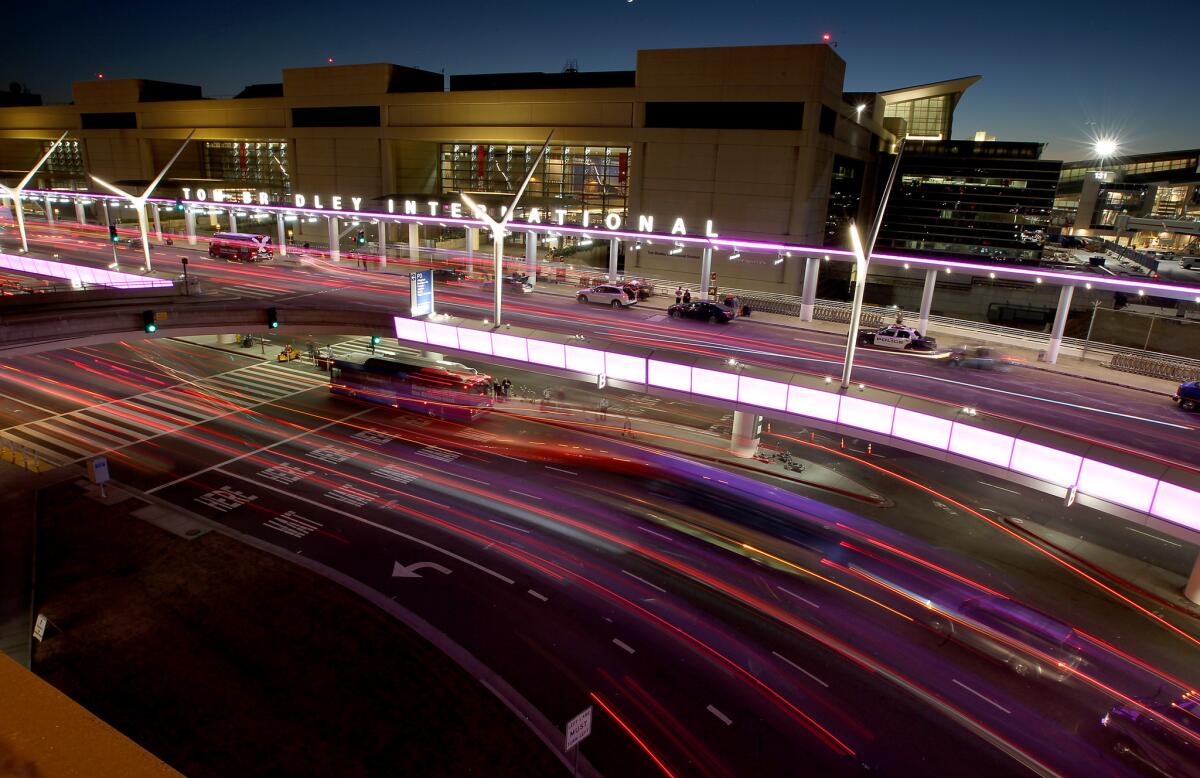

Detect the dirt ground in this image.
[31,483,563,777]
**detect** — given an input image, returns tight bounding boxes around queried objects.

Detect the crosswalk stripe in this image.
[137,393,215,421]
[52,416,135,447]
[124,398,200,427]
[200,377,279,401]
[155,389,238,416]
[11,425,92,459]
[173,385,252,412]
[77,407,166,435]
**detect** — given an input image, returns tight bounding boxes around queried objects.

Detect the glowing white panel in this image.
[605,352,647,383]
[490,333,528,362]
[891,408,952,449]
[424,321,460,349]
[691,367,739,401]
[786,385,840,422]
[528,339,566,368]
[648,360,691,392]
[457,328,492,355]
[565,345,605,375]
[0,251,173,289]
[1150,481,1200,532]
[1009,439,1082,488]
[838,396,895,434]
[949,423,1014,467]
[1077,459,1157,513]
[737,376,788,411]
[393,316,428,343]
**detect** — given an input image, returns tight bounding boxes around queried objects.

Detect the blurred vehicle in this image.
[622,279,653,300]
[577,284,637,308]
[1182,256,1198,270]
[925,595,1085,682]
[945,345,1019,371]
[1102,692,1200,778]
[277,344,301,362]
[1173,381,1199,411]
[857,325,937,351]
[209,232,273,262]
[432,267,467,282]
[330,356,493,421]
[483,276,533,294]
[668,300,736,323]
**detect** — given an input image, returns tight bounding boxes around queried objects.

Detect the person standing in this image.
[682,288,692,304]
[675,286,683,305]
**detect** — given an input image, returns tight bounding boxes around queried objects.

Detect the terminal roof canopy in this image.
[878,75,982,141]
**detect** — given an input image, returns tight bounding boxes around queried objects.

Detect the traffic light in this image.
[356,230,366,246]
[108,225,119,243]
[267,307,280,329]
[370,335,382,345]
[141,310,157,333]
[174,197,184,213]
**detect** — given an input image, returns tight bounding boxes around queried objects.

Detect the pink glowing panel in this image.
[393,316,428,343]
[786,385,840,422]
[566,345,605,375]
[948,423,1014,467]
[891,408,952,449]
[1009,439,1082,488]
[838,396,895,434]
[1077,459,1158,513]
[528,339,567,368]
[691,367,739,401]
[737,376,788,411]
[1150,481,1200,532]
[424,321,460,349]
[490,333,529,362]
[0,252,173,289]
[456,328,493,355]
[605,352,647,384]
[648,360,691,392]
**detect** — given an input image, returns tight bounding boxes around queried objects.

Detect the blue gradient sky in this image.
[8,0,1195,160]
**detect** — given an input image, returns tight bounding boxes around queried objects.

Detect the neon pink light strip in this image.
[0,251,173,289]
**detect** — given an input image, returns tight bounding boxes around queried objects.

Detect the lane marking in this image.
[778,586,821,609]
[952,679,1011,715]
[612,638,636,654]
[771,651,830,688]
[527,589,548,602]
[545,465,578,476]
[1125,526,1182,547]
[621,569,667,593]
[978,481,1021,495]
[706,705,732,726]
[490,452,528,463]
[508,489,543,500]
[637,526,674,542]
[489,519,531,534]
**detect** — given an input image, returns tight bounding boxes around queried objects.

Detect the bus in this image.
[208,232,273,262]
[329,356,494,421]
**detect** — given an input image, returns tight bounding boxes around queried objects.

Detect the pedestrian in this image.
[501,378,512,398]
[682,288,692,304]
[740,303,752,318]
[675,286,683,305]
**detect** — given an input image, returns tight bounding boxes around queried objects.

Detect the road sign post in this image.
[86,455,110,499]
[410,268,434,317]
[565,705,592,776]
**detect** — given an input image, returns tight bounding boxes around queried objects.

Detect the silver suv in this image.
[577,284,636,308]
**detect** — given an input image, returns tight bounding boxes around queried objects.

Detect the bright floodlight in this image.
[1094,138,1119,158]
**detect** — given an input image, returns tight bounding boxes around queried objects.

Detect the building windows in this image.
[823,155,864,247]
[883,96,948,139]
[203,141,291,196]
[439,143,630,222]
[43,139,84,177]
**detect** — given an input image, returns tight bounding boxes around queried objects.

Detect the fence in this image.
[1109,353,1200,383]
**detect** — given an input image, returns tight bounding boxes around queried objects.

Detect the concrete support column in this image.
[151,205,162,242]
[227,209,237,234]
[327,215,340,262]
[99,201,110,227]
[74,199,86,225]
[699,246,713,299]
[918,268,937,335]
[275,213,287,257]
[407,222,419,260]
[608,238,619,283]
[466,227,479,275]
[1185,552,1200,606]
[800,256,820,321]
[377,221,387,269]
[44,195,54,225]
[1045,285,1075,364]
[730,411,762,458]
[525,231,538,287]
[185,209,197,246]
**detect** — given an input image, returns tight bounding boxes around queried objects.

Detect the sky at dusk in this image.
[7,0,1196,160]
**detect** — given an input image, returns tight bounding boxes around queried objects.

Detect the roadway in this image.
[1,334,1196,776]
[3,219,1196,473]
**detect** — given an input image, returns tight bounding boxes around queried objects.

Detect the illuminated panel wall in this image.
[0,252,174,289]
[393,316,1200,536]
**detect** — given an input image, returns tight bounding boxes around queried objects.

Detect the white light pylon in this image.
[0,130,69,253]
[460,131,554,326]
[90,129,196,272]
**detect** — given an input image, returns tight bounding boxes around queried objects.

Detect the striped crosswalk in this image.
[0,362,325,466]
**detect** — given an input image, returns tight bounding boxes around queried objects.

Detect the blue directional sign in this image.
[410,269,434,317]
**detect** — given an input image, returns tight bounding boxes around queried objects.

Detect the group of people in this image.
[493,378,513,398]
[674,286,752,317]
[674,287,693,305]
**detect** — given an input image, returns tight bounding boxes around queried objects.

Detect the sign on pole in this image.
[565,705,592,751]
[597,373,606,390]
[86,456,110,484]
[410,269,434,317]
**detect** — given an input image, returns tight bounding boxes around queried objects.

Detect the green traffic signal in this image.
[370,335,382,345]
[267,307,280,329]
[109,225,120,243]
[141,310,157,333]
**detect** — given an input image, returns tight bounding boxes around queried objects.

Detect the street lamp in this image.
[0,130,68,253]
[1093,137,1119,160]
[459,131,553,326]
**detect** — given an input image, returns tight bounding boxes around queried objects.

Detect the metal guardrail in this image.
[1109,353,1200,383]
[1097,238,1159,274]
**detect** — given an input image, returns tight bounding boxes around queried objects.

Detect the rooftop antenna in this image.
[562,59,579,74]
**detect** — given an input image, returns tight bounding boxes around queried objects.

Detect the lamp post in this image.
[840,139,906,389]
[0,130,68,253]
[459,131,554,326]
[90,129,195,272]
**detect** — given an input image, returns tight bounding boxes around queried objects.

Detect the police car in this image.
[857,325,938,351]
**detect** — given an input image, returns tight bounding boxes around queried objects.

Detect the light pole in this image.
[840,139,906,389]
[0,130,68,253]
[459,131,554,326]
[90,129,195,272]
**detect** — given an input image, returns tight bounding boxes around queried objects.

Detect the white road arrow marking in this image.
[392,561,453,578]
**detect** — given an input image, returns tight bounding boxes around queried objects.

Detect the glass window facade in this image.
[440,143,630,222]
[40,138,86,187]
[883,96,949,139]
[823,155,864,247]
[203,140,291,197]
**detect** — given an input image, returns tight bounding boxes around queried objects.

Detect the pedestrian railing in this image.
[1109,353,1200,383]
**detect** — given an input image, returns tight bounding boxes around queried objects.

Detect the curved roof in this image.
[879,75,981,104]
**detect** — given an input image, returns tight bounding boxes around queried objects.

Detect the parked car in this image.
[857,325,938,351]
[1102,693,1200,778]
[668,300,736,324]
[483,276,533,294]
[1181,256,1198,270]
[1173,381,1200,411]
[944,345,1020,371]
[577,284,637,308]
[432,267,467,282]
